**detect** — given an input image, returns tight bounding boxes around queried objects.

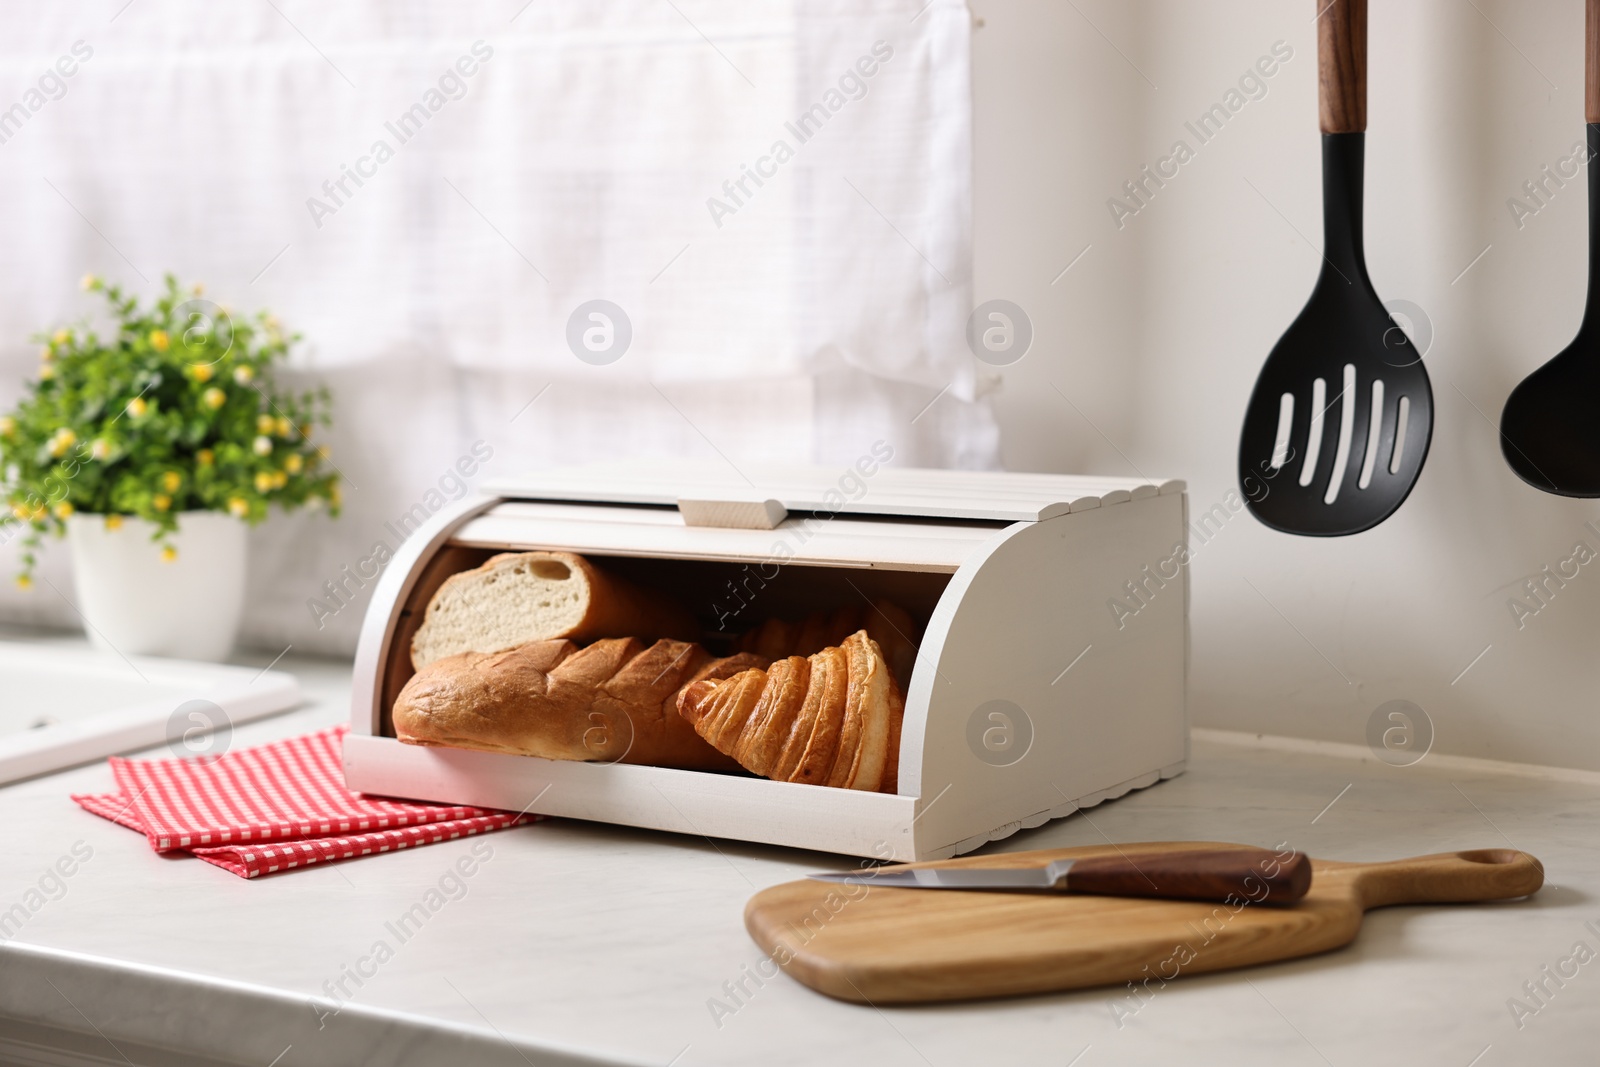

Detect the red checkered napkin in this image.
[73,725,536,879]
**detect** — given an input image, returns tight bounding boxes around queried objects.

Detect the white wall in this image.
[971,0,1600,771]
[3,1,1593,772]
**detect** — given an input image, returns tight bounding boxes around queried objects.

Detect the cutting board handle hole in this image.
[1457,848,1521,866]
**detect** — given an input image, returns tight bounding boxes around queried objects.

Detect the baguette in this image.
[411,551,698,670]
[393,636,764,770]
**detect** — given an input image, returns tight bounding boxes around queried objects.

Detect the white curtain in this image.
[0,0,994,654]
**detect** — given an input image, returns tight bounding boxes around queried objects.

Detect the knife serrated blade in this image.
[805,847,1312,904]
[809,859,1075,891]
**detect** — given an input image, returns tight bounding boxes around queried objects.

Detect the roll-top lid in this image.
[482,461,1184,523]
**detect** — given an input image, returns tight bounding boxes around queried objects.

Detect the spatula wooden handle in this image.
[1348,848,1544,908]
[1317,0,1367,133]
[1588,0,1600,122]
[1066,847,1311,904]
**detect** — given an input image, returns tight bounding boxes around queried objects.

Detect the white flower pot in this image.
[67,511,247,663]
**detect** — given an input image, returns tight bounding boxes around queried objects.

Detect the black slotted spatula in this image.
[1498,0,1600,496]
[1238,0,1433,536]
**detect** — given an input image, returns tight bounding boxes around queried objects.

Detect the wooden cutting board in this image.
[744,841,1543,1004]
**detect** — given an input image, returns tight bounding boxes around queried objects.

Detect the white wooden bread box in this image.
[344,462,1190,861]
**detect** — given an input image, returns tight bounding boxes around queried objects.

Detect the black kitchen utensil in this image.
[1499,0,1600,497]
[1238,0,1432,536]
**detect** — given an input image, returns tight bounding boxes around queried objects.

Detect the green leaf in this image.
[0,275,341,581]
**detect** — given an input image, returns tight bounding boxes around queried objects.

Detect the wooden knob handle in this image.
[1589,0,1600,123]
[1066,848,1312,904]
[1317,0,1367,133]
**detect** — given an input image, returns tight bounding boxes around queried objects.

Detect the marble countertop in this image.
[2,646,1597,1067]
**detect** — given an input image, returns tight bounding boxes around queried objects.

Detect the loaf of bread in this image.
[735,600,918,688]
[678,630,904,793]
[393,637,765,769]
[411,551,699,670]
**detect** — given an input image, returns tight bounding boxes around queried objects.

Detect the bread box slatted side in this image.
[344,466,1189,860]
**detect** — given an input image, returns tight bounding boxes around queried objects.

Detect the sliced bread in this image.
[410,551,698,669]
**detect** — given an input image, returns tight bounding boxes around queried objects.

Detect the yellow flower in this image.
[161,546,177,563]
[80,274,98,291]
[127,396,147,418]
[0,416,14,438]
[152,494,171,511]
[15,574,31,590]
[256,414,276,435]
[51,329,69,345]
[31,504,48,522]
[253,435,272,456]
[149,330,169,352]
[299,423,313,440]
[90,439,111,460]
[40,345,53,361]
[233,365,254,384]
[202,387,226,410]
[191,362,213,382]
[254,471,274,493]
[161,471,181,493]
[276,416,292,438]
[11,504,29,520]
[271,470,288,489]
[315,445,331,461]
[52,501,73,519]
[227,496,249,518]
[197,449,214,467]
[329,483,342,508]
[39,364,56,381]
[284,453,303,475]
[48,429,76,457]
[192,282,204,295]
[104,514,123,531]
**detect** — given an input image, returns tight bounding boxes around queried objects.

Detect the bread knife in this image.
[808,847,1312,904]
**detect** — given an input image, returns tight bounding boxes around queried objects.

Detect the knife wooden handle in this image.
[1065,847,1312,904]
[1588,0,1599,123]
[1317,0,1366,134]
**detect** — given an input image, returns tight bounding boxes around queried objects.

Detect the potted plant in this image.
[0,274,340,661]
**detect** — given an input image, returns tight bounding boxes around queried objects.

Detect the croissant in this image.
[393,637,766,770]
[677,630,904,793]
[736,600,919,687]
